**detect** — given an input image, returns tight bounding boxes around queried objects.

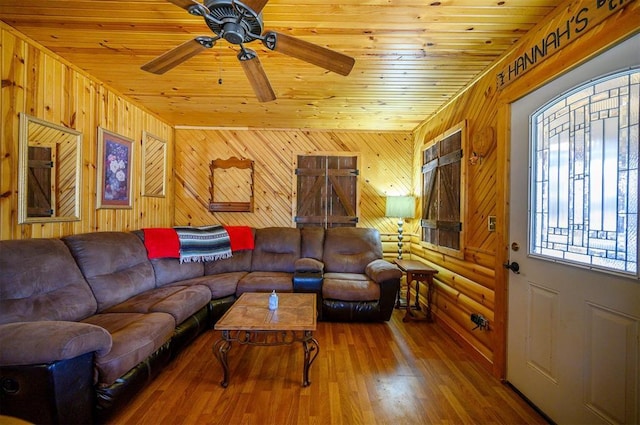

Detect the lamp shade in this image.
[385,196,415,219]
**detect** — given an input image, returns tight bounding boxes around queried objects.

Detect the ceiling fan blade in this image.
[263,32,355,76]
[141,38,210,74]
[238,49,276,102]
[167,0,201,11]
[240,0,270,14]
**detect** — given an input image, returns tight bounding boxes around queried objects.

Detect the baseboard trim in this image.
[434,314,495,376]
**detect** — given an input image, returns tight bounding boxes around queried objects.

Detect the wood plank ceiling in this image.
[0,0,558,131]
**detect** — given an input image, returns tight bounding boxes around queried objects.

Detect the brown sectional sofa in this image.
[0,226,401,424]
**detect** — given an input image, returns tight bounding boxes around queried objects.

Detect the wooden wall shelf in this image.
[209,157,254,213]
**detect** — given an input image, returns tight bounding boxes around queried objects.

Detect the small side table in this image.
[394,259,438,322]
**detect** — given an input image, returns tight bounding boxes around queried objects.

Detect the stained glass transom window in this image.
[531,68,639,276]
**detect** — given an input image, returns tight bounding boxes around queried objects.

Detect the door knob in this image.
[504,261,520,274]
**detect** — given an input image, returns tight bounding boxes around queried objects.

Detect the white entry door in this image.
[508,34,640,424]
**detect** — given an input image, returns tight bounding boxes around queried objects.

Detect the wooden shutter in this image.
[295,155,358,228]
[421,144,439,243]
[437,131,463,250]
[421,130,462,250]
[296,155,326,227]
[27,146,54,217]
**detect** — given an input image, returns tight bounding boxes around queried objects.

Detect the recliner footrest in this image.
[293,271,323,320]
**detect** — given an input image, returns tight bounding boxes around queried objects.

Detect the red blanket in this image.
[224,226,254,251]
[143,228,180,259]
[143,226,254,259]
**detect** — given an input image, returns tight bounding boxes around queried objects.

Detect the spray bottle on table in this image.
[269,290,278,310]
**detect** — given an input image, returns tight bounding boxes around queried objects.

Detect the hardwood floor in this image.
[107,309,548,425]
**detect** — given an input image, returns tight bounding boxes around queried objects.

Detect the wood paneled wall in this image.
[174,128,413,234]
[0,23,174,240]
[410,2,640,377]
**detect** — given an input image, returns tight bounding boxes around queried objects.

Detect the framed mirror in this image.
[18,113,82,223]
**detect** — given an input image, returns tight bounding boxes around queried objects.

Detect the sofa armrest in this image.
[295,257,324,273]
[365,259,402,284]
[0,321,112,366]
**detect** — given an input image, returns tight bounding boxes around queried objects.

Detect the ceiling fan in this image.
[141,0,356,102]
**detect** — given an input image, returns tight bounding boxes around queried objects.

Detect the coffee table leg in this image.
[301,335,319,387]
[213,336,232,388]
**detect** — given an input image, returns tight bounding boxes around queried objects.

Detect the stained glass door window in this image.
[530,68,639,276]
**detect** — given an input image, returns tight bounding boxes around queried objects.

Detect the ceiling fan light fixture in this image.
[222,22,247,44]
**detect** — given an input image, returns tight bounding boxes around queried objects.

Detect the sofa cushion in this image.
[236,272,294,295]
[365,259,403,283]
[133,230,206,287]
[170,272,246,299]
[204,248,253,274]
[301,227,324,260]
[0,321,112,365]
[104,285,211,325]
[82,312,175,386]
[250,227,300,272]
[295,257,324,272]
[0,239,97,324]
[322,228,383,273]
[322,272,380,302]
[63,232,156,311]
[150,258,204,287]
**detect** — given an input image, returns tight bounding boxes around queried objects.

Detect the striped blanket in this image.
[174,225,232,263]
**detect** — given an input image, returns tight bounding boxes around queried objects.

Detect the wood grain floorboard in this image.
[107,309,547,425]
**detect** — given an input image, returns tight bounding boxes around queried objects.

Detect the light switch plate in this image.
[488,216,496,232]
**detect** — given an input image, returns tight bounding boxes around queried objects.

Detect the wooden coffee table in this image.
[213,292,319,387]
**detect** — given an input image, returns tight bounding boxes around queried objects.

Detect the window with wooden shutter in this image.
[27,146,54,217]
[421,121,466,258]
[295,154,359,228]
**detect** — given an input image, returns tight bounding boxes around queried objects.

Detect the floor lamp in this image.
[385,196,415,260]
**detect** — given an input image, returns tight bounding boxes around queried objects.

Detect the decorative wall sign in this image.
[496,0,636,90]
[97,127,133,209]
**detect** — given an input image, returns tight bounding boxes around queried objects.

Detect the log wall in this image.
[409,2,640,376]
[0,23,174,240]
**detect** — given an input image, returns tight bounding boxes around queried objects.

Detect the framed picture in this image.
[141,131,167,198]
[97,127,133,209]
